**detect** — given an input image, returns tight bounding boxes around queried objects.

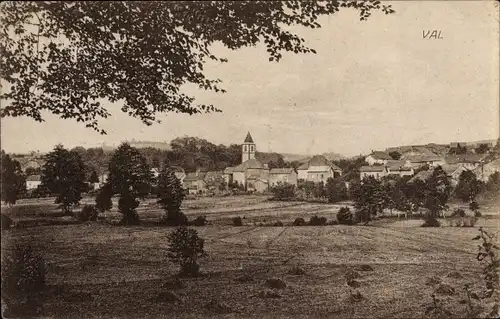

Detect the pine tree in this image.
[40,145,87,213]
[157,167,187,225]
[1,151,26,206]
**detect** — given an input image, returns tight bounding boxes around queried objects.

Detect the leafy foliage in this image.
[270,182,296,200]
[76,204,99,222]
[157,167,187,226]
[337,207,353,225]
[352,176,388,224]
[1,150,26,205]
[455,170,484,204]
[40,145,87,213]
[1,2,394,132]
[104,143,154,225]
[1,242,46,317]
[1,212,13,230]
[232,216,243,227]
[293,217,306,226]
[325,177,347,203]
[308,215,327,226]
[388,151,402,160]
[88,170,99,184]
[95,183,113,212]
[167,226,206,277]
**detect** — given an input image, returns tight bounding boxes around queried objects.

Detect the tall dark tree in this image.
[1,151,26,206]
[1,2,394,132]
[422,166,452,223]
[352,176,388,224]
[40,145,87,213]
[157,167,187,226]
[104,143,154,225]
[325,177,347,203]
[454,170,484,206]
[388,151,402,160]
[89,170,99,184]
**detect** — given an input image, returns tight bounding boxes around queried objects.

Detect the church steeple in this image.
[242,132,256,163]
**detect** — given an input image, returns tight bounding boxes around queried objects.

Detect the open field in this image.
[2,195,500,318]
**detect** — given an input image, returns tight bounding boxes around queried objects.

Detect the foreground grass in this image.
[2,222,493,318]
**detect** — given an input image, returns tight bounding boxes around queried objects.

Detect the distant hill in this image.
[125,140,171,150]
[281,153,309,162]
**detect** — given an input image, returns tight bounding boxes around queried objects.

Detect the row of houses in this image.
[360,150,500,185]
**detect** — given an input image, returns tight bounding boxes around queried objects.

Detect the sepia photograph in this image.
[1,1,499,318]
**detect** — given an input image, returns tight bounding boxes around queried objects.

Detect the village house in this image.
[445,154,484,170]
[402,154,445,168]
[359,166,386,180]
[232,158,268,189]
[269,168,298,186]
[474,155,500,182]
[204,170,225,193]
[441,164,469,187]
[183,170,207,194]
[297,155,342,183]
[365,151,392,166]
[26,174,42,190]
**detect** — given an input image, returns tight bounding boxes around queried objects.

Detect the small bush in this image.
[232,216,243,226]
[273,220,284,227]
[288,266,306,276]
[308,215,327,226]
[358,264,374,272]
[1,213,13,230]
[204,299,233,314]
[337,207,353,225]
[256,289,282,298]
[76,204,99,222]
[474,211,482,218]
[422,218,441,227]
[190,215,207,226]
[265,278,287,289]
[293,217,306,226]
[160,211,188,226]
[167,226,206,277]
[435,283,456,296]
[1,243,46,317]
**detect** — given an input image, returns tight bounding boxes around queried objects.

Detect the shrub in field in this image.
[232,216,243,226]
[167,226,206,277]
[76,204,99,222]
[293,217,306,226]
[421,218,441,227]
[190,215,207,226]
[337,207,353,225]
[1,243,46,317]
[1,213,13,230]
[474,211,482,218]
[265,278,287,289]
[308,215,327,226]
[157,167,188,226]
[273,220,284,227]
[452,208,466,218]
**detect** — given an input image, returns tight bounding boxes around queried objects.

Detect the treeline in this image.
[270,167,500,226]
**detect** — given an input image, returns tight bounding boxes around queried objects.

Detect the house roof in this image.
[233,159,264,172]
[204,171,223,179]
[386,160,406,167]
[445,154,484,164]
[244,132,254,143]
[403,154,442,163]
[184,172,206,182]
[408,170,433,183]
[367,151,392,160]
[387,166,413,172]
[223,167,235,174]
[26,174,42,182]
[297,155,341,171]
[360,166,385,172]
[269,168,295,174]
[441,164,464,175]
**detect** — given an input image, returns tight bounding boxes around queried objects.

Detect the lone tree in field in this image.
[422,166,452,226]
[157,167,187,226]
[103,143,154,225]
[167,226,207,277]
[1,2,394,132]
[1,151,26,206]
[352,176,388,224]
[454,170,484,206]
[95,183,113,213]
[40,145,87,214]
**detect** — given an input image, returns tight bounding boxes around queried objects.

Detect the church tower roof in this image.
[244,132,254,143]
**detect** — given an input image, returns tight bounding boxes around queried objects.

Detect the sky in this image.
[1,1,499,157]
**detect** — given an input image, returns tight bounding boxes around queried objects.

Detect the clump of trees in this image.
[270,182,296,200]
[1,151,26,206]
[97,143,154,225]
[39,145,88,214]
[325,177,347,203]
